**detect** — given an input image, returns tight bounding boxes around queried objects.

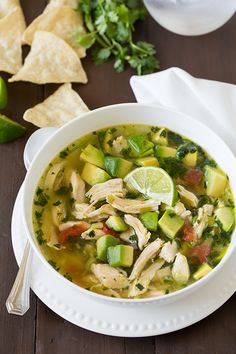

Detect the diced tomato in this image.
[188,242,211,264]
[182,224,197,242]
[102,224,118,237]
[58,222,89,244]
[184,169,203,186]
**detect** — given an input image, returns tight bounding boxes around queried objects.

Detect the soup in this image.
[32,125,235,299]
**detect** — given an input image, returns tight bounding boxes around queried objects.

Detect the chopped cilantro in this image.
[55,185,72,195]
[53,200,62,206]
[135,283,144,291]
[167,131,184,146]
[48,260,60,271]
[159,157,186,178]
[36,229,46,245]
[59,148,69,159]
[64,273,73,282]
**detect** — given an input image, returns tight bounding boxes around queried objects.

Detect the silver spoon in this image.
[6,128,57,315]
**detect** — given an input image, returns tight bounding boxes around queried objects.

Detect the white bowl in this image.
[22,103,236,306]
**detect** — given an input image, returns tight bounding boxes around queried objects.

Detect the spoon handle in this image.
[6,241,33,315]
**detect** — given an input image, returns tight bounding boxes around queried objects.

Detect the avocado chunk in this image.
[103,129,113,154]
[158,210,184,238]
[128,135,154,157]
[193,263,212,280]
[106,216,128,232]
[151,128,168,145]
[81,162,111,185]
[97,235,120,262]
[134,157,159,167]
[107,245,134,267]
[155,145,176,158]
[215,207,235,232]
[0,114,26,143]
[182,151,197,167]
[139,211,159,231]
[80,144,105,169]
[205,166,227,197]
[104,156,133,178]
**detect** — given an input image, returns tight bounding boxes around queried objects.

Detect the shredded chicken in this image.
[172,253,190,283]
[169,201,192,222]
[129,239,163,281]
[177,185,198,208]
[160,241,178,263]
[124,214,151,250]
[59,220,90,232]
[107,195,160,214]
[52,201,67,227]
[153,266,171,282]
[111,136,128,156]
[87,204,117,222]
[140,289,166,298]
[193,204,213,237]
[73,203,95,219]
[119,227,135,243]
[44,161,65,190]
[86,178,125,204]
[128,259,164,297]
[70,171,86,203]
[91,264,129,289]
[81,222,104,240]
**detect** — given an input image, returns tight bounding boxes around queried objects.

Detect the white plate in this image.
[11,183,236,337]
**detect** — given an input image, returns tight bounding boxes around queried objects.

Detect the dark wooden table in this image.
[1,1,236,353]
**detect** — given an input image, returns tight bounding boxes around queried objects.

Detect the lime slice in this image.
[124,166,177,206]
[0,114,26,143]
[0,77,7,109]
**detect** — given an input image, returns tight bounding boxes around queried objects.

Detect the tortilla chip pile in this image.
[0,0,90,128]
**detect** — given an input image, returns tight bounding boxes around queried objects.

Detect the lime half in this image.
[124,166,177,206]
[0,114,26,143]
[0,77,7,109]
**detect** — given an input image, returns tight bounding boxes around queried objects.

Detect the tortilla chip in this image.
[23,83,89,127]
[22,6,86,58]
[9,31,87,84]
[0,0,20,18]
[47,0,79,8]
[0,8,26,74]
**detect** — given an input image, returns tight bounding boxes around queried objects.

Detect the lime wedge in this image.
[124,166,177,206]
[0,77,7,109]
[0,114,26,143]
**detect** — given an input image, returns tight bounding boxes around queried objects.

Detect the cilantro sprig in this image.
[74,0,160,74]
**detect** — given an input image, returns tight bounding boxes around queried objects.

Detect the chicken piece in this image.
[172,253,190,283]
[140,289,166,298]
[51,200,67,227]
[107,195,160,214]
[120,227,136,243]
[81,222,104,240]
[111,136,128,156]
[44,161,65,190]
[128,259,164,297]
[177,185,198,208]
[169,201,192,222]
[159,241,178,263]
[124,214,151,250]
[70,171,85,203]
[193,204,213,237]
[87,204,117,222]
[153,266,171,282]
[59,220,90,232]
[86,178,125,204]
[91,264,129,289]
[129,239,163,281]
[72,203,95,219]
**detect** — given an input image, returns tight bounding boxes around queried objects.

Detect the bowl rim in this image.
[22,102,236,304]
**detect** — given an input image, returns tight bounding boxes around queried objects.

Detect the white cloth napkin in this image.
[130,67,236,155]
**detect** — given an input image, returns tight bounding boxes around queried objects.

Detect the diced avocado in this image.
[134,157,159,167]
[155,145,176,158]
[158,210,184,238]
[139,211,159,231]
[128,135,154,157]
[182,151,197,167]
[80,144,105,169]
[97,235,120,261]
[205,166,227,197]
[215,207,235,232]
[103,129,113,154]
[106,216,128,232]
[81,162,111,185]
[107,245,134,267]
[193,263,212,280]
[104,156,133,178]
[0,114,26,143]
[151,128,168,145]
